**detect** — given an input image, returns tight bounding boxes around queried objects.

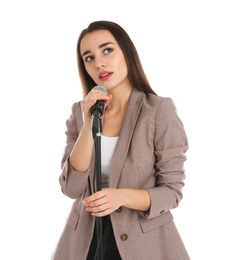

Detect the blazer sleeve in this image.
[145,97,189,219]
[59,102,91,199]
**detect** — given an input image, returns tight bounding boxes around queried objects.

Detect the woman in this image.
[52,20,190,260]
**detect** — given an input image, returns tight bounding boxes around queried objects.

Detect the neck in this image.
[107,84,132,112]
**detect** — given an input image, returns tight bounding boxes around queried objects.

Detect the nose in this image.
[95,56,106,70]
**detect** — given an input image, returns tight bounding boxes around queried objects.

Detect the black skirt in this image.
[86,215,122,260]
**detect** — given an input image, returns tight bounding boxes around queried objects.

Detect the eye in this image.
[84,55,94,62]
[104,48,113,54]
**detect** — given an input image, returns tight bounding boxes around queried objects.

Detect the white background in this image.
[0,0,237,259]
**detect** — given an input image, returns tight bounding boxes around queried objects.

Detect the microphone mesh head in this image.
[93,85,108,95]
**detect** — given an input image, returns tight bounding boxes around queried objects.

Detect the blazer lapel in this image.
[109,88,144,188]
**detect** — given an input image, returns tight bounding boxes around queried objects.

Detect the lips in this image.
[99,71,112,81]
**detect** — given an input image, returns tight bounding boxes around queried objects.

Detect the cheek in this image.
[84,64,95,78]
[117,57,128,76]
[120,64,128,78]
[84,63,91,73]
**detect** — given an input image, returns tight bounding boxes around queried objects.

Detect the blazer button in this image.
[62,176,66,181]
[120,234,128,241]
[160,210,165,214]
[116,207,122,213]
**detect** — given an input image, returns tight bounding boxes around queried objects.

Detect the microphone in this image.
[90,86,108,118]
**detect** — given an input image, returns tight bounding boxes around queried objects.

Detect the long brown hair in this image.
[77,20,157,96]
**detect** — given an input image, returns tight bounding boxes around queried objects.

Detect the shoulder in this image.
[66,100,84,123]
[142,92,176,112]
[65,101,83,129]
[70,100,82,114]
[146,93,169,104]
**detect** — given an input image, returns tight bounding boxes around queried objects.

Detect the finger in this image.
[82,191,106,206]
[91,208,112,217]
[90,90,109,101]
[86,203,109,213]
[86,196,109,207]
[104,95,113,106]
[91,203,118,216]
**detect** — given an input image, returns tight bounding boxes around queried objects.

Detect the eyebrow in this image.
[81,42,114,57]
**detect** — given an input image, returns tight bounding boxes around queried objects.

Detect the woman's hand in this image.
[82,188,151,216]
[82,188,123,217]
[81,89,112,126]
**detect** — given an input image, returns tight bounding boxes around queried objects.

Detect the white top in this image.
[101,135,119,188]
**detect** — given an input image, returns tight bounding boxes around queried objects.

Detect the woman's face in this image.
[80,30,129,91]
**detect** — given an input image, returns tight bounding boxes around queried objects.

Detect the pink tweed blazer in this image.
[52,88,190,260]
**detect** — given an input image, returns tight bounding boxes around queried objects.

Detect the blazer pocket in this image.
[138,211,173,233]
[66,207,80,230]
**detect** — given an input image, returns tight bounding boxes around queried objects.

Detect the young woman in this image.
[52,20,190,260]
